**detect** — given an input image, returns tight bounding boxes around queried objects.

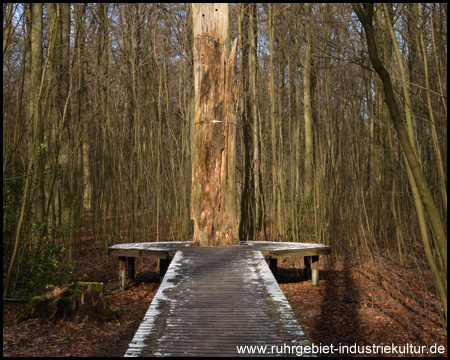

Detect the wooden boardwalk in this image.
[125,246,313,357]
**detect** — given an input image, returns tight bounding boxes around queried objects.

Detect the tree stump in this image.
[190,3,239,247]
[14,282,122,324]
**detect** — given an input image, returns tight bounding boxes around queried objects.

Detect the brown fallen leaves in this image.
[278,252,447,357]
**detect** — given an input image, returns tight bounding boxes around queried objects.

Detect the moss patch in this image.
[14,282,122,325]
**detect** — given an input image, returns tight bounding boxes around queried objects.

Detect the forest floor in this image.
[3,244,447,357]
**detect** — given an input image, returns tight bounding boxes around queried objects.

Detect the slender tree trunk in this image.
[304,3,313,198]
[191,4,239,246]
[384,0,438,273]
[249,4,261,235]
[59,3,72,255]
[75,4,90,211]
[30,3,45,223]
[277,43,285,240]
[288,34,297,242]
[4,3,43,297]
[417,5,447,213]
[268,4,278,240]
[238,3,260,241]
[3,3,14,58]
[352,3,447,321]
[238,3,254,241]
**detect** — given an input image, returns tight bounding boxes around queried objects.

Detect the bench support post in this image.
[304,256,320,286]
[269,258,278,280]
[159,258,171,282]
[128,257,135,282]
[119,256,126,291]
[119,257,136,291]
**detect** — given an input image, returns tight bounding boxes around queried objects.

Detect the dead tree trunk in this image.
[191,4,239,247]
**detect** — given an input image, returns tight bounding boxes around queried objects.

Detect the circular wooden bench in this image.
[108,241,330,290]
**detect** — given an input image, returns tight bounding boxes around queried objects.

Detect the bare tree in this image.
[190,4,239,246]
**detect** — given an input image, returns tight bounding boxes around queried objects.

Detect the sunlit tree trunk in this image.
[268,4,280,240]
[304,3,313,199]
[191,4,239,246]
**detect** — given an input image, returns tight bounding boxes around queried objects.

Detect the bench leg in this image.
[311,256,319,286]
[128,257,135,282]
[119,256,126,291]
[159,258,171,282]
[304,256,320,286]
[304,256,311,280]
[269,258,278,280]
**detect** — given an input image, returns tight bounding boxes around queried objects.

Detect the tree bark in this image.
[191,4,239,247]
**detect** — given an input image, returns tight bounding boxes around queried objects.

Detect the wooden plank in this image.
[125,247,312,357]
[108,241,191,259]
[108,241,331,259]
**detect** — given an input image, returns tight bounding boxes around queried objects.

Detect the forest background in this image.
[2,3,447,327]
